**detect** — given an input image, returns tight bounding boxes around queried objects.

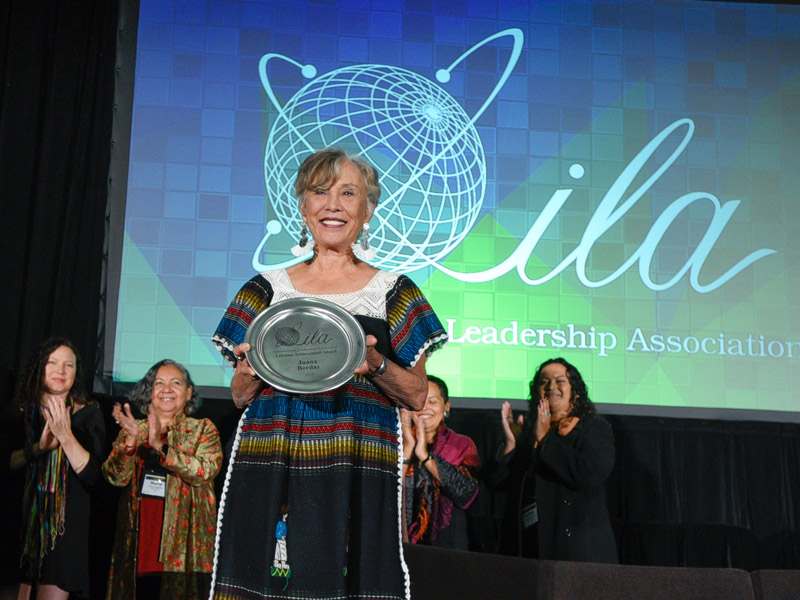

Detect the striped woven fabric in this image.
[210,269,446,600]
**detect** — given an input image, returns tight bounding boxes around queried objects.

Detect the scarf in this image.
[20,396,71,577]
[407,424,479,544]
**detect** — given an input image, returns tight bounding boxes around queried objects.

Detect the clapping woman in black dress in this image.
[487,358,617,563]
[9,338,105,600]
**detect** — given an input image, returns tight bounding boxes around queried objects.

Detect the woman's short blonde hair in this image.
[294,148,381,213]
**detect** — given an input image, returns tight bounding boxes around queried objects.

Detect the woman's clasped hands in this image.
[39,395,73,451]
[112,402,167,454]
[400,408,434,466]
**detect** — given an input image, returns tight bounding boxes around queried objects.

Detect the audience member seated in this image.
[103,359,222,600]
[402,375,480,551]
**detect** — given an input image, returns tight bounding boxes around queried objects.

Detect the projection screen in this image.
[99,0,800,421]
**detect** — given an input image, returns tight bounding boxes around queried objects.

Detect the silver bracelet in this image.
[370,356,388,378]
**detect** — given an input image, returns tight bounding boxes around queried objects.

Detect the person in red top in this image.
[103,359,222,600]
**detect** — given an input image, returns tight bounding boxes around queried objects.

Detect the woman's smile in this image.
[302,160,371,251]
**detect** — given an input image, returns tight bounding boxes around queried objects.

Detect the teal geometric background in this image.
[115,0,800,414]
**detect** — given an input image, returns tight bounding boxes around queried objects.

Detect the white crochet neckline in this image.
[261,269,399,320]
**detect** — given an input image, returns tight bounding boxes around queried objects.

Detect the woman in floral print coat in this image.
[103,359,223,600]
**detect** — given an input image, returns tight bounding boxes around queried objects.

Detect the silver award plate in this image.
[244,297,367,394]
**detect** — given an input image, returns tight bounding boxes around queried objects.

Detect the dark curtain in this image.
[0,0,118,397]
[0,0,118,593]
[607,415,800,570]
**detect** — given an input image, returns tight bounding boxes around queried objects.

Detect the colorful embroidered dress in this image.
[210,270,447,600]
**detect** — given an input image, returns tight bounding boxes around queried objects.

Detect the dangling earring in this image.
[444,410,450,419]
[291,223,314,257]
[352,223,377,261]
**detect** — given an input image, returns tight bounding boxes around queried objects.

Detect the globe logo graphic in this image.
[255,29,523,274]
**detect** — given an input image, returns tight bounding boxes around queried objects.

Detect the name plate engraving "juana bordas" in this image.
[245,297,366,393]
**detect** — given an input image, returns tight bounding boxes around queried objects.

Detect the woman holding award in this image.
[210,148,447,600]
